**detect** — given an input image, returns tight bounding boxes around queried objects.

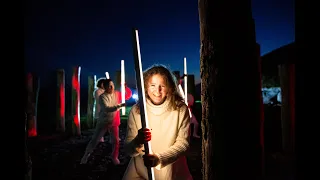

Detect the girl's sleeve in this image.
[124,106,144,157]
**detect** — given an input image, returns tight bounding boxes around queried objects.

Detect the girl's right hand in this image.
[136,128,151,145]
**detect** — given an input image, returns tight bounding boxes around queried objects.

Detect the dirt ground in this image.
[27,124,203,180]
[27,122,294,180]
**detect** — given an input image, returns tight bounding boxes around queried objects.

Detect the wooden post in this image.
[187,74,196,98]
[199,0,262,179]
[26,73,40,137]
[172,71,181,85]
[87,76,95,129]
[56,69,65,132]
[278,63,295,155]
[25,113,32,180]
[256,43,265,176]
[71,66,81,136]
[114,70,121,90]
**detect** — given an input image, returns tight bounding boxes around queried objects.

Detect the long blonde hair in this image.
[135,64,184,114]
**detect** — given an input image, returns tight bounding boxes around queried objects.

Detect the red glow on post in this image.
[60,84,65,118]
[117,86,132,102]
[124,86,132,100]
[28,117,37,137]
[72,75,80,91]
[27,73,32,81]
[73,115,80,127]
[72,71,81,130]
[28,128,37,137]
[27,73,33,90]
[27,73,37,137]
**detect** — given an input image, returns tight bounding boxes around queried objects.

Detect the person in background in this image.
[109,82,132,143]
[81,79,127,165]
[93,78,106,142]
[122,65,193,180]
[178,74,200,138]
[178,76,200,139]
[187,93,200,138]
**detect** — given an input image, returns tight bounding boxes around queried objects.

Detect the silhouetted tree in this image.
[198,0,263,179]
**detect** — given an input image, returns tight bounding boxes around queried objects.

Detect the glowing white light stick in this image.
[178,84,192,118]
[132,28,155,180]
[93,75,97,86]
[178,84,185,99]
[105,72,110,79]
[93,75,97,118]
[121,60,125,115]
[184,57,188,106]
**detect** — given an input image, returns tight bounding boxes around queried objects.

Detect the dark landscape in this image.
[27,123,203,180]
[27,104,293,180]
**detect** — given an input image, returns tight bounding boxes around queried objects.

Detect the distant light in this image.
[132,93,138,100]
[262,87,281,104]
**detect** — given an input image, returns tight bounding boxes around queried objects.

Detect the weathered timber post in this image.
[87,76,95,129]
[187,74,196,99]
[26,73,40,137]
[278,63,295,156]
[56,69,66,132]
[114,70,121,90]
[256,43,265,176]
[71,66,81,136]
[199,0,263,179]
[25,113,32,180]
[173,71,181,85]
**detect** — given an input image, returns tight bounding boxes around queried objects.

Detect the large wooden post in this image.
[256,43,265,176]
[187,74,196,99]
[26,73,40,137]
[87,76,95,129]
[71,66,81,136]
[199,0,262,179]
[278,63,295,155]
[56,69,65,133]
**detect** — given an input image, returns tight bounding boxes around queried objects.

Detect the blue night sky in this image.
[24,0,294,88]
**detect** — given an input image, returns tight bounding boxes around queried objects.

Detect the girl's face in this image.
[146,74,169,105]
[105,81,115,94]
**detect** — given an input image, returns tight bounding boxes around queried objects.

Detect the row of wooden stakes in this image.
[26,67,197,137]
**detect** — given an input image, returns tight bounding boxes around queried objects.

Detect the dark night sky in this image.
[24,0,294,88]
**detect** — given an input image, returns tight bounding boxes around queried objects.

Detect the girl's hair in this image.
[102,78,113,89]
[135,64,184,114]
[96,78,105,88]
